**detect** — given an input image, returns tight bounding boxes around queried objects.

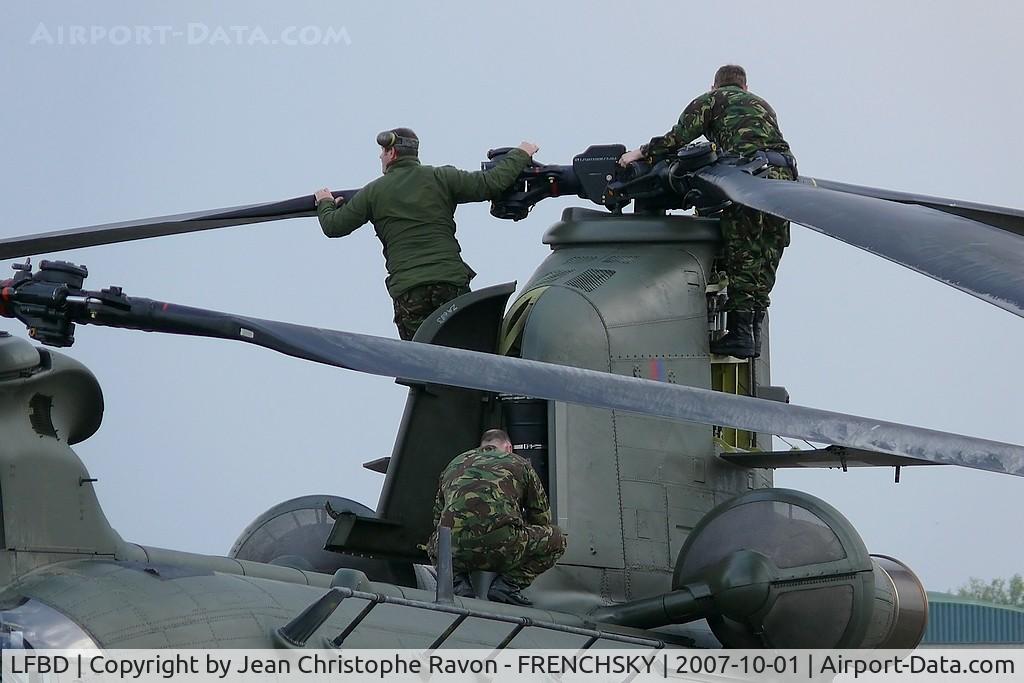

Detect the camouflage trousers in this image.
[717,166,793,311]
[431,523,567,589]
[392,282,470,341]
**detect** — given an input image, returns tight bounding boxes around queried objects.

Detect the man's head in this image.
[713,64,747,90]
[480,428,514,454]
[377,127,419,172]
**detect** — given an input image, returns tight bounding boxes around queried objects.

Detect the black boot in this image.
[752,310,766,359]
[488,575,532,606]
[452,573,474,598]
[709,311,756,359]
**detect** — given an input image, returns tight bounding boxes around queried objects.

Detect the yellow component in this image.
[498,287,548,357]
[711,358,756,450]
[713,436,742,453]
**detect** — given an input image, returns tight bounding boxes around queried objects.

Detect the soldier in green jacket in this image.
[619,65,797,358]
[427,429,566,605]
[315,129,538,340]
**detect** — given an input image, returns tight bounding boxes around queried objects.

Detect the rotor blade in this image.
[801,177,1024,238]
[82,300,1024,477]
[694,164,1024,318]
[0,190,358,260]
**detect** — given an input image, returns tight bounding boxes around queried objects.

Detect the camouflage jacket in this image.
[643,86,792,160]
[432,446,551,538]
[316,149,530,299]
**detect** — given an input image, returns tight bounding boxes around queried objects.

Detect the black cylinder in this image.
[38,260,88,288]
[500,395,550,494]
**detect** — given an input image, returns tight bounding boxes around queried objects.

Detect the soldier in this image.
[619,65,797,358]
[315,129,539,340]
[427,429,566,605]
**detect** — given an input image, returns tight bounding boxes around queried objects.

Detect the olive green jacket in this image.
[317,149,531,298]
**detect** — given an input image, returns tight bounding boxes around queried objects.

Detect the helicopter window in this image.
[0,597,98,650]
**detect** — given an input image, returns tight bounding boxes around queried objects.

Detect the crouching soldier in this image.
[427,429,566,605]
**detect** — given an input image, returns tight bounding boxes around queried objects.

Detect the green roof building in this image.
[923,592,1024,646]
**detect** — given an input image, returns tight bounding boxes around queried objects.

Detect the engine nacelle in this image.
[229,496,418,587]
[673,488,928,649]
[863,554,929,649]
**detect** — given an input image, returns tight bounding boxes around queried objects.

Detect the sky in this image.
[1,1,1022,593]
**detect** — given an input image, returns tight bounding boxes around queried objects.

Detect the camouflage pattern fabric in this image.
[643,85,791,159]
[392,282,470,341]
[447,523,566,588]
[426,446,567,588]
[718,167,794,311]
[640,85,795,310]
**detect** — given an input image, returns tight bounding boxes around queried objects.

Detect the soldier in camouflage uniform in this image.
[391,282,469,342]
[427,429,566,605]
[620,65,797,358]
[315,129,539,340]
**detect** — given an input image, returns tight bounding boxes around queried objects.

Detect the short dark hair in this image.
[389,127,419,158]
[480,429,512,449]
[714,65,747,89]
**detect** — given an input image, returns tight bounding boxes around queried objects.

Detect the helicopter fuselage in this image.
[0,209,926,650]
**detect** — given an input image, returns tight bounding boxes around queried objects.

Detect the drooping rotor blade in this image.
[0,190,359,260]
[693,164,1024,318]
[73,298,1024,477]
[801,177,1024,238]
[720,446,939,470]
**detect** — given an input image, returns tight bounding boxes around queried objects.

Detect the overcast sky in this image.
[2,1,1022,593]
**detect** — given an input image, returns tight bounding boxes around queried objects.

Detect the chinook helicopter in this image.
[0,142,1023,651]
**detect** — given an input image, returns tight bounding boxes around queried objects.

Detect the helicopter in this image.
[0,139,1023,651]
